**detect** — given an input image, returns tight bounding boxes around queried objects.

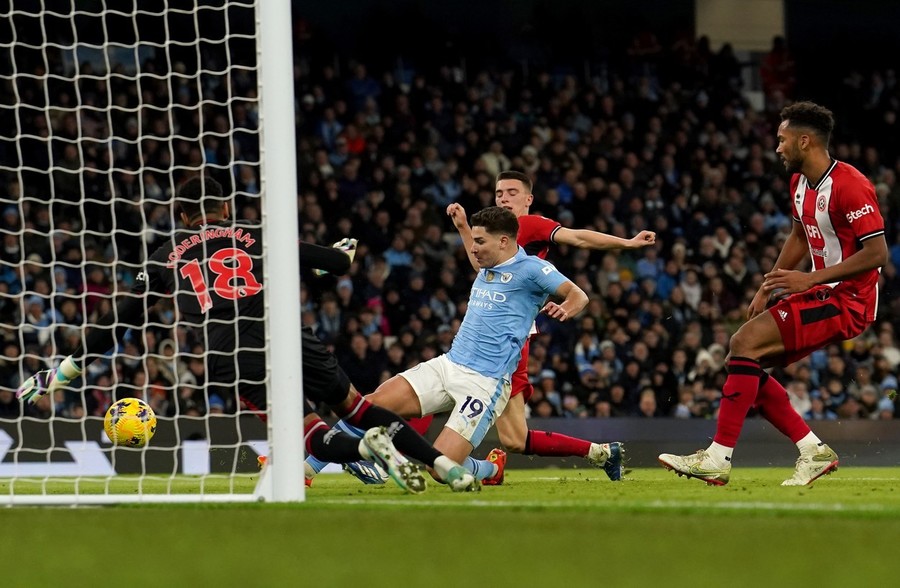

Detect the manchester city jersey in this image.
[447,247,568,379]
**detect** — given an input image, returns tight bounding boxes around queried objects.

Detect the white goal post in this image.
[0,0,304,504]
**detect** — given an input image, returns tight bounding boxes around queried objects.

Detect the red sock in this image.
[754,373,810,443]
[713,357,762,447]
[407,414,434,436]
[303,417,330,456]
[524,430,592,457]
[338,394,371,427]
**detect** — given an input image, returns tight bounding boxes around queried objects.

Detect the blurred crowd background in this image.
[2,0,900,424]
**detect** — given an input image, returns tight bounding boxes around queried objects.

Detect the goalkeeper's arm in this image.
[17,294,153,404]
[299,238,356,275]
[71,294,151,367]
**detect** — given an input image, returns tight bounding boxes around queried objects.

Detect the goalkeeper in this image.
[17,176,475,494]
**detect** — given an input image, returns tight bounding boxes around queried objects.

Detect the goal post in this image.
[257,0,305,503]
[0,0,303,504]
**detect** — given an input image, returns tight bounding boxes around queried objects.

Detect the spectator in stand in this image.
[760,36,796,103]
[6,16,900,436]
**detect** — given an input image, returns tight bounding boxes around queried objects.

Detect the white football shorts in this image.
[400,354,511,448]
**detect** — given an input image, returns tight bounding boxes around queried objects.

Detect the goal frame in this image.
[0,0,303,505]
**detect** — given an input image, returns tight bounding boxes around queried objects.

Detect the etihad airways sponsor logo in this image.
[471,287,508,303]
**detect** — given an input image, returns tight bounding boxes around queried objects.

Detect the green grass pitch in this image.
[3,467,899,588]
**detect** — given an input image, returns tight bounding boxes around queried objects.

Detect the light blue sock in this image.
[464,456,497,481]
[305,453,330,474]
[334,419,365,439]
[305,419,367,473]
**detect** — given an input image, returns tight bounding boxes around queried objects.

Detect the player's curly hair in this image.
[780,101,835,144]
[177,176,226,221]
[471,206,519,238]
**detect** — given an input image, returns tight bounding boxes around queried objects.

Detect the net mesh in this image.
[0,0,268,502]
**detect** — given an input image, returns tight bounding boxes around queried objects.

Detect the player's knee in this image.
[729,326,760,359]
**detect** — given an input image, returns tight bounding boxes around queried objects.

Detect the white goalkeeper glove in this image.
[313,238,358,276]
[16,355,83,404]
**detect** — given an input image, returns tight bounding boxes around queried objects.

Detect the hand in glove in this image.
[16,355,82,404]
[313,238,358,276]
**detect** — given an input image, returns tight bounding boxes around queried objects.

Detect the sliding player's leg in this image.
[304,419,389,485]
[245,371,409,490]
[415,355,512,484]
[352,370,474,491]
[297,325,431,491]
[473,342,624,482]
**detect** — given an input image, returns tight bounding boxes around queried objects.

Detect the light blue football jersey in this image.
[447,247,568,379]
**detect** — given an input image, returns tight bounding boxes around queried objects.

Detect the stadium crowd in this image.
[2,23,900,424]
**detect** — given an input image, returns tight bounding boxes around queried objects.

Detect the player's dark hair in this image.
[496,170,532,192]
[177,176,226,220]
[780,101,834,144]
[471,206,519,238]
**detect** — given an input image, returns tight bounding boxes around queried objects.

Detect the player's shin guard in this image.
[524,430,592,457]
[338,395,443,468]
[755,372,811,443]
[713,357,762,447]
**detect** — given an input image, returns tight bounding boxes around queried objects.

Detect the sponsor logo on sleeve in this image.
[846,203,875,224]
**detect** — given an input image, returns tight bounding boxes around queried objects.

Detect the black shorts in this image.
[207,327,350,414]
[299,325,351,406]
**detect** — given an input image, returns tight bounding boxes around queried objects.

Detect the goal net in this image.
[0,0,303,504]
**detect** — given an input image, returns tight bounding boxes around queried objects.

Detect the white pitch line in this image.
[315,497,895,513]
[828,477,900,482]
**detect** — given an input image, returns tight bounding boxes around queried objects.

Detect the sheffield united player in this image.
[18,176,476,493]
[659,101,887,486]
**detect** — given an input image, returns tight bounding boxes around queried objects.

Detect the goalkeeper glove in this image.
[313,238,358,276]
[16,355,83,404]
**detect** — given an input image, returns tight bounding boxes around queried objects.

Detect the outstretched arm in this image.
[300,238,356,275]
[17,293,153,403]
[554,227,656,250]
[447,203,479,270]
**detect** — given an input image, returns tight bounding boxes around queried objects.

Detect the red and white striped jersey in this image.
[790,159,885,320]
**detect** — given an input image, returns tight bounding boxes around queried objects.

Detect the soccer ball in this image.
[104,398,157,448]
